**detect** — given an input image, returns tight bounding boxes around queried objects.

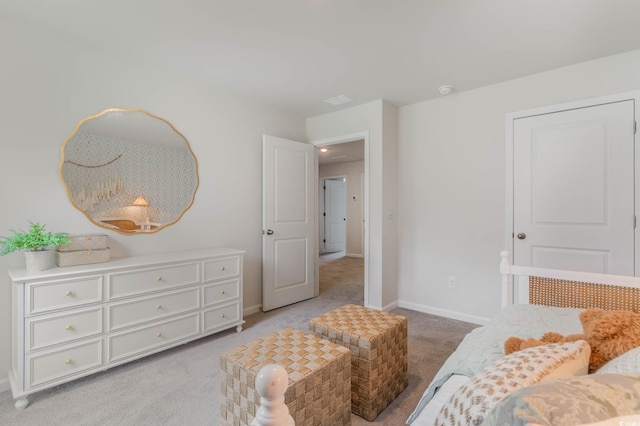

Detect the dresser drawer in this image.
[203,279,239,307]
[108,313,199,362]
[28,339,103,389]
[203,256,240,281]
[27,307,103,351]
[108,262,200,300]
[202,302,240,333]
[27,276,103,315]
[108,288,200,331]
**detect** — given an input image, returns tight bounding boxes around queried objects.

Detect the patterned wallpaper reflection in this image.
[61,132,197,225]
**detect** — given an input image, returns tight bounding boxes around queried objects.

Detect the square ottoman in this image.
[220,327,351,426]
[309,304,408,421]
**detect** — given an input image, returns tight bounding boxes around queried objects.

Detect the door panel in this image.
[531,247,608,274]
[273,238,308,288]
[263,135,316,311]
[513,100,635,275]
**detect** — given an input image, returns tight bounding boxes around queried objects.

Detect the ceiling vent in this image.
[323,94,353,106]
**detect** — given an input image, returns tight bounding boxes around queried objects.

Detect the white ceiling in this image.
[3,1,640,118]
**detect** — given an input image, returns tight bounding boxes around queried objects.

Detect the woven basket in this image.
[309,304,408,421]
[220,327,351,426]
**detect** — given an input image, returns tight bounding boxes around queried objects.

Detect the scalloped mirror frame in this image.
[59,108,199,235]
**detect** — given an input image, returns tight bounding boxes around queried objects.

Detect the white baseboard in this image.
[345,253,363,258]
[364,301,398,312]
[243,304,262,316]
[382,300,398,312]
[398,300,490,326]
[0,375,10,394]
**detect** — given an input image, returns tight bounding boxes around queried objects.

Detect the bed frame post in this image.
[251,364,294,426]
[500,250,512,307]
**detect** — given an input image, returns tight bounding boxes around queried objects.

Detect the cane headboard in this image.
[500,251,640,311]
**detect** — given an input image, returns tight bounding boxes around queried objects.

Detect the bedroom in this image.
[2,0,640,423]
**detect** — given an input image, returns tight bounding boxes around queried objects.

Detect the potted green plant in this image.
[0,222,70,272]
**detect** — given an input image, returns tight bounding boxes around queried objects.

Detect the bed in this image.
[406,251,640,425]
[95,217,161,232]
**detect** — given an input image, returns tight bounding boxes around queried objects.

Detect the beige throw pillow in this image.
[435,340,591,426]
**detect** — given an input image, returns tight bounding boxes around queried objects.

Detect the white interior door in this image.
[319,180,326,253]
[263,135,316,311]
[513,100,635,274]
[323,178,346,253]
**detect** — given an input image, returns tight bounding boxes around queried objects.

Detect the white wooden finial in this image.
[251,364,294,426]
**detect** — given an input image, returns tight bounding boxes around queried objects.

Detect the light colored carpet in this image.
[0,253,477,425]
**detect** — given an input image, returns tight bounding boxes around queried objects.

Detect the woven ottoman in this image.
[220,327,351,426]
[309,304,408,421]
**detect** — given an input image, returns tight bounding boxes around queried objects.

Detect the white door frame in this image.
[505,90,640,273]
[311,131,370,306]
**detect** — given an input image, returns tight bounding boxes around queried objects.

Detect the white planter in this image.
[24,250,55,273]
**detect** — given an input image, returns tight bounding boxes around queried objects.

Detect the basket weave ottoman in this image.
[309,304,408,421]
[220,327,351,426]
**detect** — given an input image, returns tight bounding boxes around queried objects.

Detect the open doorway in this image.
[315,138,366,303]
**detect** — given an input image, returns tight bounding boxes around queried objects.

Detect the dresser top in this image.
[8,247,245,282]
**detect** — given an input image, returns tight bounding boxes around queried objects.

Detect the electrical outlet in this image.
[447,276,456,288]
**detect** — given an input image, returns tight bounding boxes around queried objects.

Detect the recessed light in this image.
[320,147,328,153]
[323,94,353,106]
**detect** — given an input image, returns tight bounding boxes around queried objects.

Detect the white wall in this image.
[319,161,365,257]
[397,49,640,325]
[0,18,306,387]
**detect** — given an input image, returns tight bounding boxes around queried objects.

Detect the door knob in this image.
[266,229,274,235]
[517,232,526,240]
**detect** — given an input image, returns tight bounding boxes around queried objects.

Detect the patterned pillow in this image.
[483,373,640,426]
[596,346,640,374]
[435,340,591,426]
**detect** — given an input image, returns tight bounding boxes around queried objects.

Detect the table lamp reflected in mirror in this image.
[132,196,151,231]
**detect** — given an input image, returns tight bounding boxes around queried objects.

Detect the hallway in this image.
[319,251,364,305]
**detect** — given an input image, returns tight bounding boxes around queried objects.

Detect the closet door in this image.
[513,100,635,274]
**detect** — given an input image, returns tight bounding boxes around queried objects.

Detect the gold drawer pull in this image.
[156,276,162,281]
[157,332,162,337]
[220,313,225,318]
[220,266,225,271]
[65,359,72,365]
[84,250,92,256]
[156,304,162,310]
[84,235,92,240]
[65,325,73,331]
[220,290,225,295]
[65,291,73,297]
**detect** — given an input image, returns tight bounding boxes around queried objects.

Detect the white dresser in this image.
[8,247,244,409]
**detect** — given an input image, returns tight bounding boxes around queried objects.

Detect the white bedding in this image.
[410,374,469,426]
[406,304,584,424]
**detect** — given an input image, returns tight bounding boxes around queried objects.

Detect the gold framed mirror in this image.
[59,108,199,234]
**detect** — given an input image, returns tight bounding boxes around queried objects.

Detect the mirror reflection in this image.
[59,108,199,234]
